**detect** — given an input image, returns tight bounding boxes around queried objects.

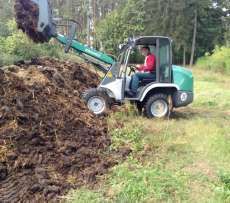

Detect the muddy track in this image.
[0,58,120,202]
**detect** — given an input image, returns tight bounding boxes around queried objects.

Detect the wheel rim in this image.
[150,99,168,118]
[87,96,106,115]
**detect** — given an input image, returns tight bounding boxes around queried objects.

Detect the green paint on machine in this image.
[172,65,194,92]
[56,34,115,65]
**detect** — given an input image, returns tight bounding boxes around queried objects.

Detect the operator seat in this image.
[139,71,156,86]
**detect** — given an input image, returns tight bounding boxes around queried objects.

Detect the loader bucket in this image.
[14,0,57,43]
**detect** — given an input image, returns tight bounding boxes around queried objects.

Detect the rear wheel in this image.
[82,88,110,115]
[144,94,169,118]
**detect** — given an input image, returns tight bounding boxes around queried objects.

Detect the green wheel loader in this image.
[14,0,194,118]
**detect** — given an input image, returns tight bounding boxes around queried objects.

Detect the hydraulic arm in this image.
[56,32,114,73]
[15,0,115,73]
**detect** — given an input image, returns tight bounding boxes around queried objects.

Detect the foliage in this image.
[95,0,144,54]
[0,0,13,20]
[0,21,64,66]
[66,189,104,203]
[106,160,189,202]
[95,0,227,64]
[196,46,230,74]
[0,0,227,65]
[110,124,143,152]
[0,22,11,37]
[215,172,230,201]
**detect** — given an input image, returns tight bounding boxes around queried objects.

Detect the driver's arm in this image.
[137,55,155,72]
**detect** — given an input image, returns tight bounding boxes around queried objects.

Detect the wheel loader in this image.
[14,0,194,118]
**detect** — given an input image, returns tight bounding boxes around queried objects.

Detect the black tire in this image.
[82,88,110,115]
[144,93,169,118]
[135,101,144,115]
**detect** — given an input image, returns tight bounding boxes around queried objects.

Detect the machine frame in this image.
[20,0,194,118]
[85,36,193,118]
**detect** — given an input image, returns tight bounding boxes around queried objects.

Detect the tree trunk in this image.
[189,9,197,68]
[183,45,186,67]
[87,0,93,46]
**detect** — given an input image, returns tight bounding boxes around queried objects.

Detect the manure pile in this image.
[0,58,117,202]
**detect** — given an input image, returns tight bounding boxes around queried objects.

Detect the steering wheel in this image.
[128,65,137,75]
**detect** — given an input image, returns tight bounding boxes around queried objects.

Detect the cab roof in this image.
[133,36,172,46]
[119,36,172,52]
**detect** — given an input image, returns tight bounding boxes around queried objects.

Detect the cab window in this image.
[159,39,171,83]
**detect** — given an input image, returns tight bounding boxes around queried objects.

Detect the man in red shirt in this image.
[129,46,156,97]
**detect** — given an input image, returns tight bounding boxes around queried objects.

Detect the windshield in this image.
[118,48,129,64]
[118,47,130,77]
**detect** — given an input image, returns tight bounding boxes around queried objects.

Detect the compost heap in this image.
[0,58,117,202]
[14,0,51,43]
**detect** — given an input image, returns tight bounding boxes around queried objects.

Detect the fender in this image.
[100,79,123,100]
[139,83,180,102]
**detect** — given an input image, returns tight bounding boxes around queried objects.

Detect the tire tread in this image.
[143,93,169,118]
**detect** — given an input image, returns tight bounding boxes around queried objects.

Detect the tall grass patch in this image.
[196,46,230,75]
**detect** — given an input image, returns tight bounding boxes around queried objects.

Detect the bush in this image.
[196,46,230,75]
[0,20,64,66]
[95,0,144,55]
[0,22,11,37]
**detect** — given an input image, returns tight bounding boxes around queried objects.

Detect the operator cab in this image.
[122,36,172,99]
[128,45,156,86]
[85,36,193,117]
[99,36,172,101]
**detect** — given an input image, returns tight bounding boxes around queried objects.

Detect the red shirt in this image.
[138,54,156,72]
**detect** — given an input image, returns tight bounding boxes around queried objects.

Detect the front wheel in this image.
[82,88,109,115]
[144,94,170,118]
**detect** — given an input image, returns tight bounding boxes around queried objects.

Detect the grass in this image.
[196,46,230,75]
[66,68,230,203]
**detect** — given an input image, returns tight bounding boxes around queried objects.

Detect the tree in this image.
[0,0,14,37]
[96,0,226,64]
[95,0,144,53]
[189,8,198,67]
[51,0,125,44]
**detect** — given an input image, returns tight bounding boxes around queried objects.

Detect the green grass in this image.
[196,46,230,75]
[66,68,230,203]
[66,189,105,203]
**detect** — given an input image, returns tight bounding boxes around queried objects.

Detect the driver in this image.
[128,46,156,97]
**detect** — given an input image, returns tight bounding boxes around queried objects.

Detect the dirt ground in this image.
[0,58,121,202]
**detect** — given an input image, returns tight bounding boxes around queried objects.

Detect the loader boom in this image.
[56,34,114,73]
[15,0,114,73]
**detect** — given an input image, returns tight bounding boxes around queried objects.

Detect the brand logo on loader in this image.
[181,92,188,102]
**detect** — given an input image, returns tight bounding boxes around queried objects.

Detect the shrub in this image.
[0,20,64,66]
[196,46,230,75]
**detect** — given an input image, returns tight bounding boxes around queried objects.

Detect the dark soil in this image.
[0,58,118,202]
[14,0,51,43]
